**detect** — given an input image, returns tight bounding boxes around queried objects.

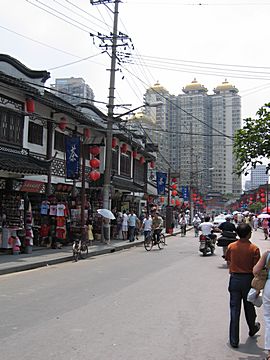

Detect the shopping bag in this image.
[247,288,263,307]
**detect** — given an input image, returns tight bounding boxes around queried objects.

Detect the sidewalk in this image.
[0,228,187,276]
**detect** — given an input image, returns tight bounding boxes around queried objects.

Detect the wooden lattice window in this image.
[54,131,66,152]
[28,121,43,145]
[0,107,23,147]
[120,152,131,177]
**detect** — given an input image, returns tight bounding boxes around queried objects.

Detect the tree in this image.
[233,103,270,175]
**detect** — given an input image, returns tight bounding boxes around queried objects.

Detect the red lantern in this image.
[26,98,35,113]
[84,128,91,139]
[132,151,137,158]
[171,199,175,205]
[160,196,164,203]
[261,197,266,203]
[90,158,100,169]
[89,170,101,181]
[172,178,177,182]
[175,199,181,206]
[172,190,177,197]
[112,138,118,148]
[121,143,128,153]
[59,116,67,131]
[171,184,177,190]
[139,156,145,164]
[89,146,100,156]
[150,161,155,169]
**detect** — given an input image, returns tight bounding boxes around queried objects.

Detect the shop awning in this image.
[112,176,145,192]
[0,149,50,175]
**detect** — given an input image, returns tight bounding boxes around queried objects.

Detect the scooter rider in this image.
[199,215,218,241]
[217,215,237,258]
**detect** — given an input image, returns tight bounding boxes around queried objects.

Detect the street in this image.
[0,228,269,360]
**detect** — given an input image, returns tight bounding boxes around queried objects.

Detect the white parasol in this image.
[97,209,115,220]
[258,213,270,219]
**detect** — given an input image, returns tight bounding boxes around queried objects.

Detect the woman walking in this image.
[253,250,270,360]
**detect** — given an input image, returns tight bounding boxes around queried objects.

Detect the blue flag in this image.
[156,172,167,195]
[66,137,80,179]
[182,186,189,201]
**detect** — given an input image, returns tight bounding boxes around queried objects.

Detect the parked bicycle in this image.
[144,230,166,251]
[72,239,88,262]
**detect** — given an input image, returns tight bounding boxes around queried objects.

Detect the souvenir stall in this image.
[39,194,69,248]
[0,192,25,252]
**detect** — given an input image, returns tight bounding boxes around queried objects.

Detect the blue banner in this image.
[182,186,189,201]
[65,137,80,179]
[156,172,167,195]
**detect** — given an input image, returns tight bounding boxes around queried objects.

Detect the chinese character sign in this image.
[182,186,189,201]
[65,137,80,179]
[156,172,167,195]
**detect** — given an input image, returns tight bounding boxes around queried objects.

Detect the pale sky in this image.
[1,0,270,121]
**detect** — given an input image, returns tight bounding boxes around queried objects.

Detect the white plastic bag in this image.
[247,288,263,307]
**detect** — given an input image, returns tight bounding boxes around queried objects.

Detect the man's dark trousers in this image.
[229,273,257,345]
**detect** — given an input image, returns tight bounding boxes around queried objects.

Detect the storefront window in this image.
[112,148,119,172]
[134,158,145,184]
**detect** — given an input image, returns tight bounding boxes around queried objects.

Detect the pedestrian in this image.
[141,213,152,240]
[253,250,270,360]
[225,223,261,348]
[192,213,201,237]
[262,218,269,240]
[252,215,259,231]
[121,210,128,240]
[128,210,138,242]
[179,213,187,235]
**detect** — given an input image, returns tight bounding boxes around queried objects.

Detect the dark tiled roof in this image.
[0,150,50,175]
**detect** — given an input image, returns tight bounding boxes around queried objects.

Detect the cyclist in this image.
[152,212,163,243]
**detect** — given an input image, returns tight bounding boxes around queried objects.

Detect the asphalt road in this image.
[0,227,269,360]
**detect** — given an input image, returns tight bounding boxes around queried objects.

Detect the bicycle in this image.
[144,230,166,251]
[72,239,88,262]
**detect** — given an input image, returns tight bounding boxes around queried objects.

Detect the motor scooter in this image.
[199,233,216,256]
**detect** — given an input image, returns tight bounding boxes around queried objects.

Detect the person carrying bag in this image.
[253,251,270,360]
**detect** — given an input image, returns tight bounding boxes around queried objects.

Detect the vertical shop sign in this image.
[156,172,167,195]
[65,137,80,179]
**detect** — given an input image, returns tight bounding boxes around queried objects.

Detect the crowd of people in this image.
[110,208,165,243]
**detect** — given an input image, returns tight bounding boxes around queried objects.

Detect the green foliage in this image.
[233,103,270,175]
[248,202,264,214]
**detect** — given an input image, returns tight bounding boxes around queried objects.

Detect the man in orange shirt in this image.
[225,223,261,348]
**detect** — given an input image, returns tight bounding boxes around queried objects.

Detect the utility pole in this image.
[90,0,132,242]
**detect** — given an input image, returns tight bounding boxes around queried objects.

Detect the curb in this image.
[0,229,188,276]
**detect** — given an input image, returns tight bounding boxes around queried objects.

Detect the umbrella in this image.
[97,209,115,220]
[258,213,270,219]
[261,207,270,213]
[232,211,239,215]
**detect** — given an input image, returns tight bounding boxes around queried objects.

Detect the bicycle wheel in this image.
[144,236,153,251]
[158,234,166,249]
[79,243,88,259]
